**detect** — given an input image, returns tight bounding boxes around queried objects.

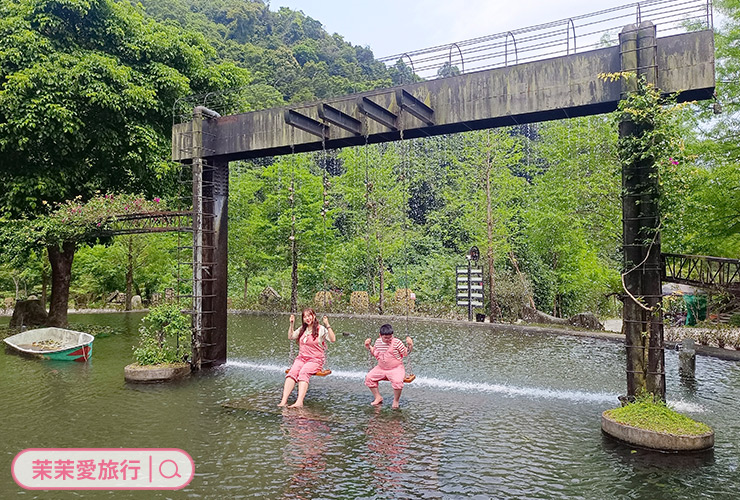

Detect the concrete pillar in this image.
[679,338,696,378]
[190,108,228,369]
[619,23,665,400]
[201,160,229,367]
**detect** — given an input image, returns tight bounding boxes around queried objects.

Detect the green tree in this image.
[0,0,249,323]
[523,117,621,316]
[663,0,740,256]
[336,144,406,313]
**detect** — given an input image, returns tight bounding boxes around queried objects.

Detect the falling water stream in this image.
[1,312,738,499]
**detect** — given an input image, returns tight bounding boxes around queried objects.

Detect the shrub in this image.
[133,303,190,365]
[729,313,740,328]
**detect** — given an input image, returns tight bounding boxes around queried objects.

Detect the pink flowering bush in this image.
[40,194,167,245]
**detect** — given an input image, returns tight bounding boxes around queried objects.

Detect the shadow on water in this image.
[601,433,715,469]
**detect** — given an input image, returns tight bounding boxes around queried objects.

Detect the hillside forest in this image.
[1,0,739,322]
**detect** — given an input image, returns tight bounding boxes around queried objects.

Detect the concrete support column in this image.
[619,23,665,400]
[679,338,696,378]
[201,161,228,367]
[189,107,227,369]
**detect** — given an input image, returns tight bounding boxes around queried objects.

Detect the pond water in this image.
[1,313,739,499]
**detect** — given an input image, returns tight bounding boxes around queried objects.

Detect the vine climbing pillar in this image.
[619,22,665,400]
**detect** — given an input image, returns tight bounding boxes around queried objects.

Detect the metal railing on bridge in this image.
[379,0,713,80]
[662,253,740,293]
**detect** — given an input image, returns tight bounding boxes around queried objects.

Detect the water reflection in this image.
[364,409,413,499]
[281,409,332,499]
[602,433,715,469]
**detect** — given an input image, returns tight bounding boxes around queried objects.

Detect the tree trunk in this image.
[243,273,249,302]
[125,237,134,311]
[47,241,76,327]
[41,262,48,309]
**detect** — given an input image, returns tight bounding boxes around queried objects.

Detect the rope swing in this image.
[400,131,415,384]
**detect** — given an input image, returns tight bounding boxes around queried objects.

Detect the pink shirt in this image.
[292,325,328,360]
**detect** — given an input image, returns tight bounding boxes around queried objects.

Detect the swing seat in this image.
[285,368,332,376]
[403,373,416,383]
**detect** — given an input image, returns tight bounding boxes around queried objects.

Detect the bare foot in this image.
[288,402,303,408]
[277,402,287,407]
[370,398,383,406]
[391,402,400,409]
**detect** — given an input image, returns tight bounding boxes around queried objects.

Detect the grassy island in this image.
[604,397,711,436]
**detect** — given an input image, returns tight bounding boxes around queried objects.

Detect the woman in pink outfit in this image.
[279,308,336,408]
[364,323,414,409]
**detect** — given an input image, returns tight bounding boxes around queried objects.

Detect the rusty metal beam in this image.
[318,103,363,135]
[357,96,398,130]
[284,109,329,139]
[662,253,740,292]
[397,89,434,125]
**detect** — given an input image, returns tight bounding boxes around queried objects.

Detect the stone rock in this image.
[4,297,14,309]
[27,295,38,301]
[164,288,176,302]
[521,305,568,325]
[131,295,143,310]
[124,362,190,383]
[9,300,48,328]
[107,290,125,304]
[568,312,604,330]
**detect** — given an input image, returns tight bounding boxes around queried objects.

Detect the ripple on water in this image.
[2,314,739,499]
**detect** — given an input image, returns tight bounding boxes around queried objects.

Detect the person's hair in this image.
[298,308,319,342]
[379,324,393,336]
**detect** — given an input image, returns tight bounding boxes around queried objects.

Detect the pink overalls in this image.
[365,336,408,390]
[286,325,327,383]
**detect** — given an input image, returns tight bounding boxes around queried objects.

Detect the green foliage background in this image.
[1,0,738,320]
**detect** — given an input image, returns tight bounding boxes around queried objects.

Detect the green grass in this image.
[605,396,712,436]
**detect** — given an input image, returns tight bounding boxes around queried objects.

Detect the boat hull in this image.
[3,328,94,362]
[39,343,93,362]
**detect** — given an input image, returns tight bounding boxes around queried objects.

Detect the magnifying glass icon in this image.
[159,459,181,479]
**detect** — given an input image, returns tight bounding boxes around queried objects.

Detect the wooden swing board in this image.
[284,368,332,376]
[221,397,335,422]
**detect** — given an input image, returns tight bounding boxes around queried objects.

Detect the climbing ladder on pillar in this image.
[175,120,219,370]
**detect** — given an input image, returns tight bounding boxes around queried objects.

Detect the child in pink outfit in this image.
[279,308,336,408]
[364,324,414,409]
